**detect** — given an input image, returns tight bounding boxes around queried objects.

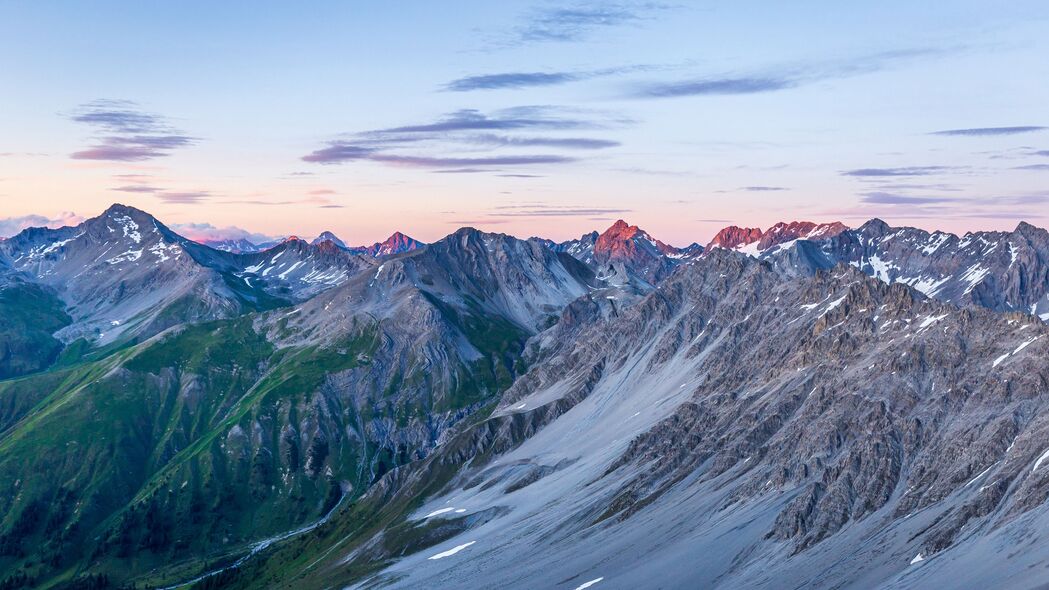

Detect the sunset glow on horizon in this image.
[2,1,1048,246]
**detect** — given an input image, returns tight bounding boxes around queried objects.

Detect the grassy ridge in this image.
[0,283,71,380]
[0,287,533,589]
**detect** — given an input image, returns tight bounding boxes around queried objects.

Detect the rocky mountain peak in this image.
[369,231,424,257]
[594,220,662,260]
[858,217,891,235]
[1014,220,1048,240]
[312,239,345,255]
[706,225,764,250]
[602,219,641,239]
[100,202,147,219]
[756,221,848,250]
[311,231,347,248]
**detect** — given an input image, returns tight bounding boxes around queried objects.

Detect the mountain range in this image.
[202,230,424,258]
[1,204,1048,589]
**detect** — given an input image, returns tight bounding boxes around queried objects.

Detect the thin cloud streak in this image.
[629,47,950,99]
[444,64,656,91]
[373,108,599,134]
[0,212,85,238]
[303,106,619,168]
[111,185,163,193]
[741,186,789,192]
[931,126,1046,137]
[841,166,953,177]
[446,72,579,91]
[158,191,210,204]
[303,145,575,167]
[860,191,962,205]
[638,77,792,98]
[509,3,672,44]
[68,99,197,161]
[170,222,277,244]
[465,134,619,149]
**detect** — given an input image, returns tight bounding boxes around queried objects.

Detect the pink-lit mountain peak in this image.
[594,219,678,261]
[707,221,848,252]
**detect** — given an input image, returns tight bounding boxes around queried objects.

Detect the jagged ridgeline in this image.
[0,206,594,588]
[1,205,1049,589]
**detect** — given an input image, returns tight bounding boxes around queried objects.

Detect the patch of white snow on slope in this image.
[1033,448,1049,473]
[427,541,475,560]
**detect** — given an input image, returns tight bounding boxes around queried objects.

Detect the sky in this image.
[1,1,1048,246]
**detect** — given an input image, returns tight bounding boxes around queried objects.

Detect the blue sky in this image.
[1,1,1048,245]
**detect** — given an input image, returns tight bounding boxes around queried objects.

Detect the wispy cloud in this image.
[629,47,948,99]
[637,77,792,98]
[170,222,277,244]
[741,185,789,192]
[490,206,632,217]
[931,126,1046,137]
[303,106,620,169]
[870,183,963,192]
[432,168,492,174]
[465,133,620,149]
[373,154,574,167]
[446,72,579,91]
[372,107,602,134]
[859,191,962,205]
[446,205,633,225]
[841,166,953,177]
[158,191,210,204]
[68,99,197,161]
[112,185,164,193]
[509,3,672,44]
[1014,164,1049,171]
[109,179,212,204]
[444,65,654,91]
[820,189,1049,223]
[0,212,85,238]
[303,147,574,167]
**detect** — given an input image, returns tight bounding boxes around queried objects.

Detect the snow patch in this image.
[1032,448,1049,473]
[917,314,949,329]
[427,541,475,560]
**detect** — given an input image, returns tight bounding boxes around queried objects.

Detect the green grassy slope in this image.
[0,283,72,380]
[0,297,530,589]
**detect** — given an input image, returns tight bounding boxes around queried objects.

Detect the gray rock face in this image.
[730,219,1049,322]
[0,204,262,344]
[217,237,377,301]
[7,204,1049,590]
[358,231,425,257]
[536,220,702,299]
[311,230,348,249]
[198,237,266,253]
[302,250,1049,590]
[245,226,605,488]
[280,226,599,344]
[0,204,379,346]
